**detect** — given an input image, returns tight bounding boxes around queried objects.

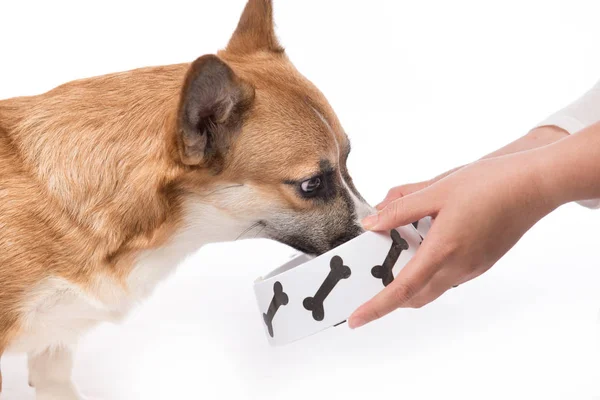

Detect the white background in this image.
[1,1,599,399]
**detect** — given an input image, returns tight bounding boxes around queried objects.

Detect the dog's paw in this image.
[36,383,85,400]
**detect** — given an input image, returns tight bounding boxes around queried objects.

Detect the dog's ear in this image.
[226,0,284,55]
[177,54,255,169]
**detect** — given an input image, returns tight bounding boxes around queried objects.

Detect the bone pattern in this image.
[263,281,289,337]
[371,230,409,287]
[303,256,351,321]
[413,220,424,241]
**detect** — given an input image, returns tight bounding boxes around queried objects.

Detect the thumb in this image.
[363,189,436,231]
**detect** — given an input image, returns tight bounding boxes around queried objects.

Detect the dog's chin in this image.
[279,237,323,257]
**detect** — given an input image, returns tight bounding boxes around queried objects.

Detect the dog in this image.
[0,0,372,398]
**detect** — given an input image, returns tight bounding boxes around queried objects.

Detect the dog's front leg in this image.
[28,345,83,400]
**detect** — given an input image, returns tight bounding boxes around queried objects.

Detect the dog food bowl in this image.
[253,218,431,345]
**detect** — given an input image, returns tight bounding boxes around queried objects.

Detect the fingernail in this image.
[348,316,366,329]
[362,214,379,230]
[375,202,385,211]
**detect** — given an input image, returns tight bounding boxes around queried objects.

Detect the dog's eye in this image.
[300,177,322,193]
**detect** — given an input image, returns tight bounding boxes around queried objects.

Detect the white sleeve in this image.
[535,80,600,209]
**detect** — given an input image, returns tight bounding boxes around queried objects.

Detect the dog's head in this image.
[174,0,373,255]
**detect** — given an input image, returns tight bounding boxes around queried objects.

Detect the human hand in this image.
[348,151,558,329]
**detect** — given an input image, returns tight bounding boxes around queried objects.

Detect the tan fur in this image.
[0,64,187,349]
[0,0,368,393]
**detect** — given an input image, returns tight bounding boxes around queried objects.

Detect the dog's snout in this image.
[330,235,350,249]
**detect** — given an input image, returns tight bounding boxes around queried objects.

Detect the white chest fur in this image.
[8,201,249,354]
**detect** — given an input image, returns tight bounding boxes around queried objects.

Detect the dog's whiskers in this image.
[236,221,266,241]
[236,222,261,241]
[253,224,267,239]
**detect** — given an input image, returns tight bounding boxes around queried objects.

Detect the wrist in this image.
[530,122,600,208]
[528,148,566,212]
[499,149,561,216]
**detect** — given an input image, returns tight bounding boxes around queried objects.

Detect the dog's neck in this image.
[126,196,260,299]
[0,64,255,273]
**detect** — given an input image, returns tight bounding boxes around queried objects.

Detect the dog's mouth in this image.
[278,236,323,256]
[235,221,324,255]
[275,226,364,257]
[328,229,362,250]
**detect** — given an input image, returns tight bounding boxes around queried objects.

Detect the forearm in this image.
[481,126,569,160]
[534,121,600,207]
[428,126,569,184]
[482,80,600,208]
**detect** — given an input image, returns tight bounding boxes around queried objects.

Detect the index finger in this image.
[348,237,444,329]
[376,181,432,211]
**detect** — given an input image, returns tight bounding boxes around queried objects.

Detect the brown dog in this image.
[0,0,372,398]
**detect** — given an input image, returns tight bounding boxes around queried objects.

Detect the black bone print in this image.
[263,281,289,338]
[371,230,409,287]
[303,256,351,321]
[413,220,424,241]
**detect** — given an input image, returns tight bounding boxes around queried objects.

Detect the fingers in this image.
[403,281,450,309]
[403,269,466,308]
[375,167,464,211]
[348,238,444,329]
[363,189,436,231]
[376,181,432,211]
